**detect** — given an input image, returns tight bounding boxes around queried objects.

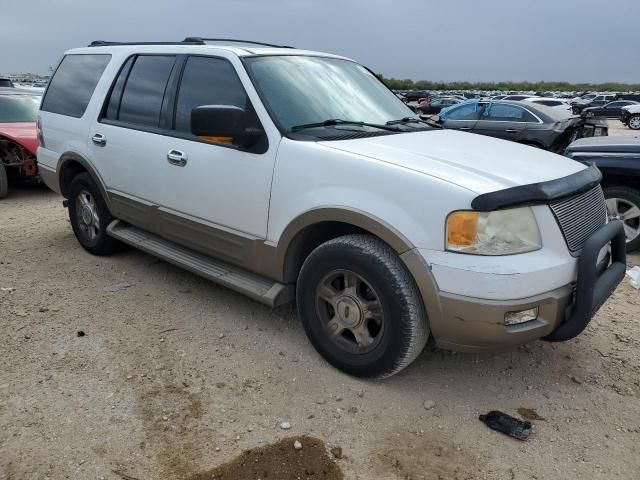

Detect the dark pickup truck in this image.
[565,136,640,251]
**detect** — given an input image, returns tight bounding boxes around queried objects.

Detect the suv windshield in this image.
[0,94,41,122]
[244,56,416,133]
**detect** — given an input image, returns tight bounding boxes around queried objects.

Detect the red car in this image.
[0,88,41,198]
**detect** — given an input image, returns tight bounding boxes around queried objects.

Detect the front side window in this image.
[0,94,41,122]
[244,55,414,132]
[117,55,176,127]
[446,103,482,121]
[174,56,249,133]
[41,54,111,117]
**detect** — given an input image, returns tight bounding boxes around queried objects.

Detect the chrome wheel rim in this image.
[75,189,100,241]
[606,197,640,243]
[630,116,640,129]
[315,269,384,355]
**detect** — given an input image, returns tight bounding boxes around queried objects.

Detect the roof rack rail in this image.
[183,37,294,48]
[88,40,206,47]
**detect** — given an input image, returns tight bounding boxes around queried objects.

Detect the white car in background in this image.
[523,97,572,112]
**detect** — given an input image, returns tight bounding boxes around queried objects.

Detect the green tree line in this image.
[379,75,640,92]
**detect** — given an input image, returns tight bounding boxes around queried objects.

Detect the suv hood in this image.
[318,129,585,195]
[623,104,640,113]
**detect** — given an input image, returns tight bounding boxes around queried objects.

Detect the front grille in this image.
[549,186,607,253]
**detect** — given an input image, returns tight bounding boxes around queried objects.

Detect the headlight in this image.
[446,207,542,255]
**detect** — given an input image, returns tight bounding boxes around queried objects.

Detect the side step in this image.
[107,220,294,308]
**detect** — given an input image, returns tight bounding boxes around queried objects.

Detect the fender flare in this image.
[57,152,112,211]
[273,207,415,281]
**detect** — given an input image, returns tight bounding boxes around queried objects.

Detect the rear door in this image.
[88,54,180,231]
[473,103,540,141]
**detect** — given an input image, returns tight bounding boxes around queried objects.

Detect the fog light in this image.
[504,307,539,326]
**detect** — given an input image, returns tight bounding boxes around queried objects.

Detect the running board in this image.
[106,220,294,308]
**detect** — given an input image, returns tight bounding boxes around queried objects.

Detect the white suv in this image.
[37,39,626,378]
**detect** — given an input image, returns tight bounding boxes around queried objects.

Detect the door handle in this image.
[505,129,518,133]
[167,149,188,167]
[92,133,106,147]
[459,127,471,131]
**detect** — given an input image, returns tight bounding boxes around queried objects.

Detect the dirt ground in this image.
[1,122,639,480]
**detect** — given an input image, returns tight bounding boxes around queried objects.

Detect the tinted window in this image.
[446,103,482,121]
[174,56,248,132]
[118,55,175,127]
[41,54,111,117]
[105,56,134,120]
[0,94,41,122]
[538,100,561,107]
[484,104,535,122]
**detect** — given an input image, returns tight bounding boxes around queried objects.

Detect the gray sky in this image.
[2,0,638,83]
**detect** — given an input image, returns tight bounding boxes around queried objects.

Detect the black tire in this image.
[0,163,8,199]
[629,114,640,130]
[296,234,429,379]
[68,172,120,255]
[603,185,640,252]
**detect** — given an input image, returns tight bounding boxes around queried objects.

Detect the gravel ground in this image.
[1,122,639,480]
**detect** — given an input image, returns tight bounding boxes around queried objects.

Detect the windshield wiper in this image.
[385,117,421,125]
[291,118,399,132]
[386,116,442,129]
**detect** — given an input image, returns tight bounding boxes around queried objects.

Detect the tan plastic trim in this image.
[272,207,415,281]
[401,248,574,352]
[56,152,112,210]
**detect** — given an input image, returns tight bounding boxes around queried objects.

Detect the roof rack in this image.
[88,40,205,47]
[88,38,293,48]
[183,37,294,48]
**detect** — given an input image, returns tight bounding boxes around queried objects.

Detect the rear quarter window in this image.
[41,54,111,118]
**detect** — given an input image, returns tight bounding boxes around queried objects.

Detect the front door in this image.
[157,55,276,237]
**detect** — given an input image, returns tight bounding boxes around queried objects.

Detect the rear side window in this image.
[174,56,248,132]
[41,54,111,118]
[117,55,176,127]
[484,104,537,122]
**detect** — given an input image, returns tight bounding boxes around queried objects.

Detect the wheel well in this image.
[283,221,372,283]
[59,160,88,197]
[601,174,640,192]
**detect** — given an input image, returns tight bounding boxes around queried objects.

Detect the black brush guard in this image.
[545,220,626,342]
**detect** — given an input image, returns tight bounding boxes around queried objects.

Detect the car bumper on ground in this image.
[401,221,626,352]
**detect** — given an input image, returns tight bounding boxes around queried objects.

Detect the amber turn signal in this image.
[446,211,479,247]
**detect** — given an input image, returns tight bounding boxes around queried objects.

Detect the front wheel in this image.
[296,234,429,379]
[629,114,640,130]
[604,186,640,252]
[68,172,121,255]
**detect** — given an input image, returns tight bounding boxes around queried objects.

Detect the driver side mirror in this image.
[191,105,261,148]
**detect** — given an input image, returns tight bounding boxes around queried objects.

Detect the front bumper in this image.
[402,221,626,352]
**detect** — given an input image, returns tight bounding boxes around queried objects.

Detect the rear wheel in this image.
[604,186,640,252]
[0,163,8,199]
[629,114,640,130]
[296,234,428,379]
[68,173,120,255]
